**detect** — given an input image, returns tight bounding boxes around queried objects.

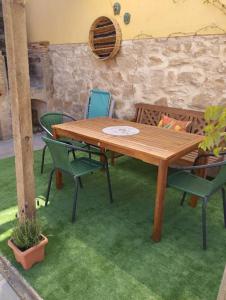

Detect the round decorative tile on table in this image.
[102,126,140,136]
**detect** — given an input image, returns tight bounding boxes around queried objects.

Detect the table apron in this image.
[54,128,162,166]
[54,128,200,167]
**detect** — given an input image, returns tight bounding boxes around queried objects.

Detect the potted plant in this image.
[8,217,48,270]
[199,105,226,154]
[198,106,226,177]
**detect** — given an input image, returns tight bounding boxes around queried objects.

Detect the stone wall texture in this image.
[0,0,6,57]
[2,34,226,140]
[0,52,11,140]
[49,34,226,120]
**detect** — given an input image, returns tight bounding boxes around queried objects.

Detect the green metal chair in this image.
[84,89,114,119]
[40,90,114,173]
[168,151,226,249]
[83,89,114,158]
[39,112,84,174]
[42,137,113,222]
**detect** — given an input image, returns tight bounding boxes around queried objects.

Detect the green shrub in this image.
[11,218,42,251]
[199,106,226,156]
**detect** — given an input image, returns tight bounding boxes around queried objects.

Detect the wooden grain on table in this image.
[52,117,204,166]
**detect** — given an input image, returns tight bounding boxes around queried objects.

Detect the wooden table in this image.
[52,117,204,242]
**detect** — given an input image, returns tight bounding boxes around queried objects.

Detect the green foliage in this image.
[199,106,226,156]
[11,218,42,251]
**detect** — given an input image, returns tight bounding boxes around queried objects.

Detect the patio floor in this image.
[0,272,20,300]
[0,256,42,300]
[0,150,225,300]
[0,133,44,159]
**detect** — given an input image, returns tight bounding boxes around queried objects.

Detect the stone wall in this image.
[2,34,225,139]
[0,52,11,140]
[0,0,5,57]
[49,34,226,120]
[0,1,11,140]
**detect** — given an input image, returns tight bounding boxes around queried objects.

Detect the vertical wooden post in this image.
[2,0,36,219]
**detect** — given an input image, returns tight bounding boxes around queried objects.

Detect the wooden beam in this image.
[2,0,36,219]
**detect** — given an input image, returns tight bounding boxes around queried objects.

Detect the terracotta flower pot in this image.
[8,234,48,270]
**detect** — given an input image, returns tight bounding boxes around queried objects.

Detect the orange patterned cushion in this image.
[158,115,191,132]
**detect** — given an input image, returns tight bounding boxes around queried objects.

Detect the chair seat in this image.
[168,171,213,198]
[70,157,103,177]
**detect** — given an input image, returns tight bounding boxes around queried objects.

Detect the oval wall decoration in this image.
[89,16,122,61]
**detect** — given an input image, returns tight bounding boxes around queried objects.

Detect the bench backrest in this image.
[135,103,206,135]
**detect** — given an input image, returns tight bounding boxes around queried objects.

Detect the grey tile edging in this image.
[217,266,226,300]
[0,256,43,300]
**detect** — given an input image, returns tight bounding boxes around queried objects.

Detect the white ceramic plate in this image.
[102,126,140,136]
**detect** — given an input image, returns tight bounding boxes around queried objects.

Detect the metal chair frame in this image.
[83,89,115,158]
[83,89,114,119]
[39,112,77,174]
[43,138,113,223]
[169,151,226,249]
[40,90,115,173]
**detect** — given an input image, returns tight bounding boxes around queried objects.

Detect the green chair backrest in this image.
[42,137,72,174]
[40,113,64,138]
[86,89,111,119]
[212,162,226,191]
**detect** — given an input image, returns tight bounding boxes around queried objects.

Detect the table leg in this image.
[189,197,198,208]
[152,160,168,242]
[53,129,63,190]
[111,151,115,166]
[55,170,63,190]
[100,147,105,163]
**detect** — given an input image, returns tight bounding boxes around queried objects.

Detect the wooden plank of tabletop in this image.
[52,117,204,166]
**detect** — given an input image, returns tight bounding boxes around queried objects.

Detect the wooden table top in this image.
[52,117,204,166]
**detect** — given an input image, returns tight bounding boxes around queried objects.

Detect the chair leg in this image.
[41,145,47,174]
[45,169,55,206]
[105,162,113,203]
[72,149,76,160]
[222,188,226,228]
[78,177,83,189]
[72,177,79,223]
[88,145,91,160]
[180,192,187,206]
[111,152,115,166]
[202,197,208,250]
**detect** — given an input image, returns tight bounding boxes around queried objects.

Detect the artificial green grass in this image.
[0,151,226,300]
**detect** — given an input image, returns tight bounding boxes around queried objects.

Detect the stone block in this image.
[154,97,168,106]
[169,58,191,67]
[149,56,163,65]
[177,71,205,86]
[192,94,213,109]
